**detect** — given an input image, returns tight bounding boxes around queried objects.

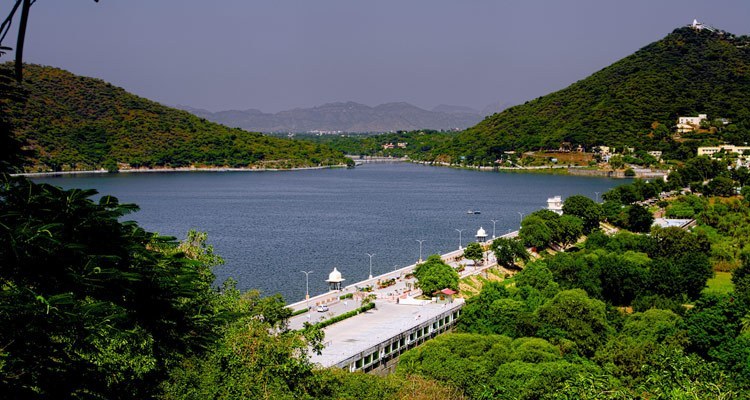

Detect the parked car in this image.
[317,305,329,312]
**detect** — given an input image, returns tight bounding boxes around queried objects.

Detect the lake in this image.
[34,163,622,302]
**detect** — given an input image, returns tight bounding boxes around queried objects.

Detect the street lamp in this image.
[301,270,313,317]
[366,253,375,279]
[517,212,524,228]
[595,191,600,203]
[416,239,425,263]
[456,229,465,250]
[490,219,498,239]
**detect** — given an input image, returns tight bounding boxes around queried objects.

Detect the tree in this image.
[0,175,225,398]
[594,309,684,379]
[732,255,750,305]
[684,294,745,358]
[519,215,553,249]
[413,255,459,296]
[0,68,25,172]
[650,253,712,300]
[555,215,584,247]
[650,226,710,259]
[516,261,558,295]
[491,237,529,268]
[162,305,317,399]
[706,176,737,197]
[562,195,602,233]
[625,204,653,233]
[598,253,648,305]
[463,242,484,265]
[609,155,624,170]
[535,289,612,356]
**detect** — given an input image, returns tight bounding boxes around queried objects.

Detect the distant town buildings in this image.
[381,142,408,150]
[697,145,750,156]
[595,146,613,162]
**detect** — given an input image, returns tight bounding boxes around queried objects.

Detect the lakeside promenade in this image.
[287,230,517,327]
[290,230,517,372]
[287,231,518,367]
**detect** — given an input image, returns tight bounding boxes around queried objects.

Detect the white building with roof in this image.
[697,145,750,156]
[677,114,707,133]
[547,196,563,215]
[475,227,487,242]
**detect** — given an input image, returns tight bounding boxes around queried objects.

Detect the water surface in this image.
[35,164,621,302]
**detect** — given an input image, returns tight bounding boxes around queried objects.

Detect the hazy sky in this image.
[6,1,750,112]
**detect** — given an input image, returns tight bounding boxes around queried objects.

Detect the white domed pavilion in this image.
[476,226,487,242]
[326,267,345,291]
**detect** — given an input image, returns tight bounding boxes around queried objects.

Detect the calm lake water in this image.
[34,163,622,302]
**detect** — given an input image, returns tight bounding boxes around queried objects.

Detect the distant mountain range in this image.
[178,101,510,133]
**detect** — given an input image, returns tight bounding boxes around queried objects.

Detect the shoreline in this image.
[12,164,347,178]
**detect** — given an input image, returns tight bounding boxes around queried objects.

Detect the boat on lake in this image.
[467,210,481,214]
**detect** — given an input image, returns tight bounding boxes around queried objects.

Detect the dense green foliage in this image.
[0,175,232,397]
[6,64,347,171]
[441,27,750,164]
[404,227,746,398]
[397,173,750,398]
[409,278,745,399]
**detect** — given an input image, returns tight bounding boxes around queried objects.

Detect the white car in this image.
[316,305,329,312]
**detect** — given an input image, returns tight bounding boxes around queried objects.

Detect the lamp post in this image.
[416,239,425,263]
[456,229,465,250]
[301,270,313,317]
[595,191,600,203]
[490,219,498,239]
[366,253,375,279]
[517,212,524,228]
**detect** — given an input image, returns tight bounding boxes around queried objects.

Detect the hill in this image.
[444,26,750,164]
[6,64,348,172]
[180,101,484,133]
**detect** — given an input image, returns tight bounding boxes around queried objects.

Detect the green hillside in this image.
[445,27,750,164]
[6,64,348,172]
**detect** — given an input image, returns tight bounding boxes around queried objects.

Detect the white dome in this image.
[326,267,345,283]
[476,227,487,237]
